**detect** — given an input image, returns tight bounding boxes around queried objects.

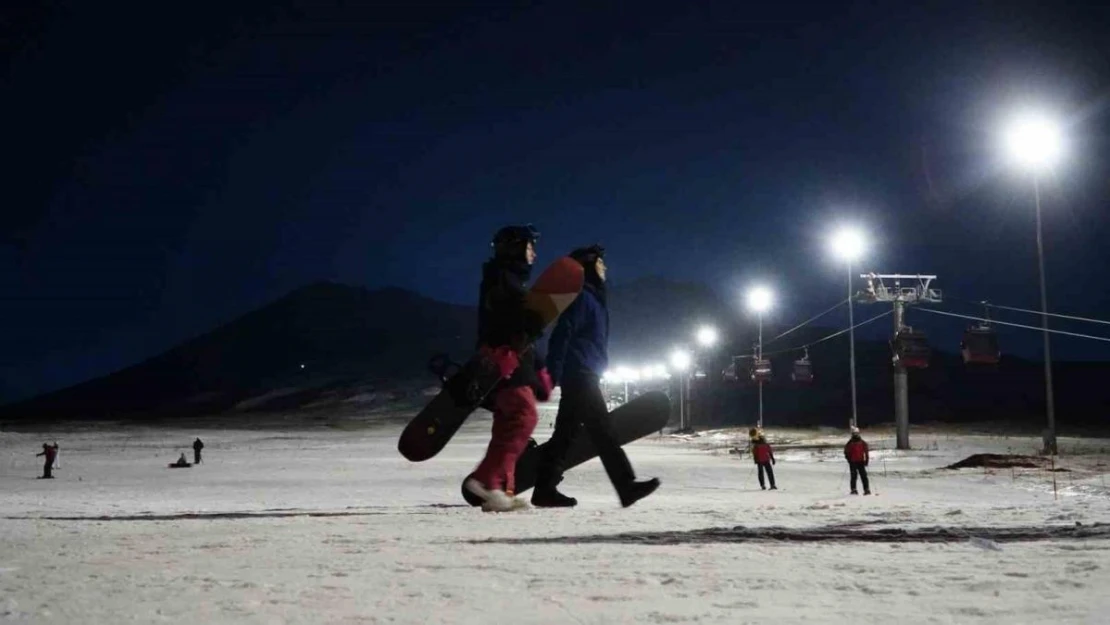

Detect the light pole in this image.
[693,325,719,429]
[1004,112,1064,455]
[746,286,773,428]
[670,348,692,430]
[831,227,867,428]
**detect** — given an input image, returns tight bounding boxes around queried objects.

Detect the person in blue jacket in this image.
[531,244,660,508]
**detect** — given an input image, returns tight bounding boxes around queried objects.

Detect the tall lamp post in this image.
[830,227,867,428]
[1003,112,1065,456]
[746,286,773,428]
[692,326,719,429]
[670,348,692,430]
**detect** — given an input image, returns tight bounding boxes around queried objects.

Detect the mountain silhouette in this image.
[3,277,1109,432]
[1,282,476,421]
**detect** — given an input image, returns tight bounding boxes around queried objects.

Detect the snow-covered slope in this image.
[2,411,1108,624]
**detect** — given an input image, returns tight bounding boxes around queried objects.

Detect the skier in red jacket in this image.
[751,430,777,490]
[844,426,871,495]
[35,443,58,479]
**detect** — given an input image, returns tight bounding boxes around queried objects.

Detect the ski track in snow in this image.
[2,409,1110,624]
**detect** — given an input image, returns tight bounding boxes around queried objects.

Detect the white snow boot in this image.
[464,478,518,513]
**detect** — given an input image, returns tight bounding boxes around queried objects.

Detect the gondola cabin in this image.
[961,325,1000,365]
[891,327,931,369]
[722,361,739,382]
[751,358,773,382]
[791,355,814,383]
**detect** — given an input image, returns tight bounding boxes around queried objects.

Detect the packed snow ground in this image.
[3,405,1110,624]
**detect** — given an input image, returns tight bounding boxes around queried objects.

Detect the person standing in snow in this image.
[464,225,554,512]
[52,441,60,470]
[751,430,777,490]
[193,438,204,464]
[532,244,660,508]
[35,443,57,479]
[844,426,871,495]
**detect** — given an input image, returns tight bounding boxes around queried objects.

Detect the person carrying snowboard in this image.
[35,443,57,478]
[844,426,871,495]
[193,438,204,464]
[532,244,660,508]
[464,225,554,512]
[751,429,777,490]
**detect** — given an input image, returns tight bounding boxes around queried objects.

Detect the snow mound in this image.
[945,453,1050,470]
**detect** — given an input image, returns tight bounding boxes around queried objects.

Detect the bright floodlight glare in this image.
[1004,113,1064,171]
[602,369,615,383]
[696,325,719,347]
[747,286,773,313]
[614,365,636,384]
[670,349,692,372]
[830,227,866,262]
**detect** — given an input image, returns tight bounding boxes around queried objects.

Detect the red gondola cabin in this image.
[791,354,813,383]
[961,325,1000,365]
[751,358,773,382]
[891,327,931,369]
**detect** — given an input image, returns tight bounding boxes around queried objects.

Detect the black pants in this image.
[757,462,775,489]
[43,461,53,479]
[537,373,635,490]
[849,462,870,492]
[194,450,202,464]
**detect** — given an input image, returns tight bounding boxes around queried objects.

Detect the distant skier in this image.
[172,453,190,468]
[52,441,60,470]
[464,225,553,512]
[751,430,777,490]
[35,443,57,479]
[533,244,660,508]
[193,438,204,464]
[844,426,871,495]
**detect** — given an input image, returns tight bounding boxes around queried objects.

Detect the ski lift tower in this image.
[857,274,942,450]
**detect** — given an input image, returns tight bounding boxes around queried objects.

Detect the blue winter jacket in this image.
[546,283,609,384]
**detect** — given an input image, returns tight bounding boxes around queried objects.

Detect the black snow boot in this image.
[532,486,577,508]
[618,478,660,508]
[532,471,577,508]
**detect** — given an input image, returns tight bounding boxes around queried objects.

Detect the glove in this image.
[479,345,520,379]
[534,367,553,402]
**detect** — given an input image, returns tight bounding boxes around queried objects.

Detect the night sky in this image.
[4,1,1110,401]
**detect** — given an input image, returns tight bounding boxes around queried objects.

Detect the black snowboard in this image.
[461,390,671,506]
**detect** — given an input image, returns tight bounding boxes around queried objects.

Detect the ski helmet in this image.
[850,426,860,435]
[569,244,605,267]
[491,224,539,259]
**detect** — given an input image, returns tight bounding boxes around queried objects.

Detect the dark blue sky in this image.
[3,1,1110,401]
